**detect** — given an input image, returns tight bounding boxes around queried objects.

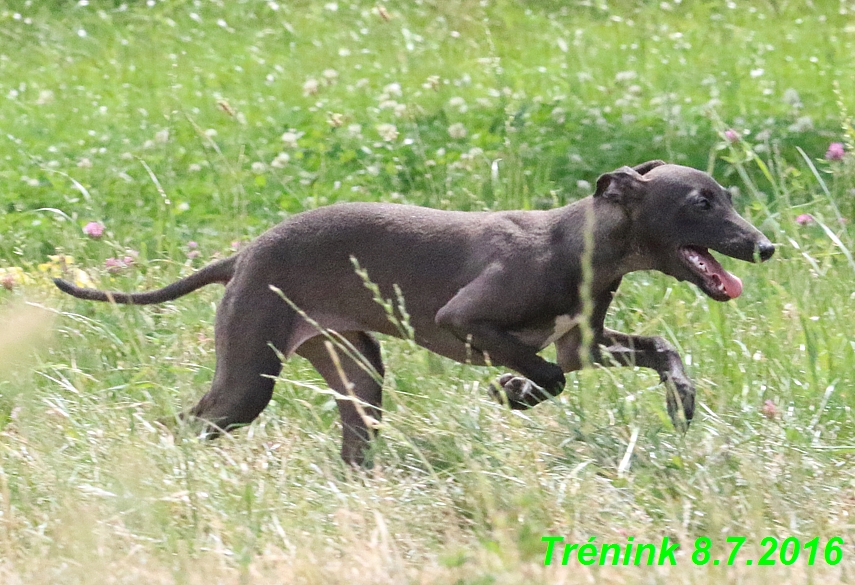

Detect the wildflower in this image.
[826,142,845,161]
[77,157,93,168]
[155,129,169,143]
[322,69,339,83]
[761,399,778,419]
[788,116,813,133]
[724,129,739,143]
[1,273,15,290]
[303,78,319,96]
[204,128,218,137]
[104,257,128,274]
[188,163,202,172]
[38,255,94,288]
[423,75,440,90]
[251,161,266,174]
[782,88,802,108]
[328,113,344,128]
[187,241,200,260]
[447,123,467,139]
[281,131,302,148]
[377,123,398,142]
[795,213,814,226]
[270,152,290,168]
[0,267,32,290]
[83,221,104,239]
[35,90,54,105]
[383,82,402,97]
[448,97,466,112]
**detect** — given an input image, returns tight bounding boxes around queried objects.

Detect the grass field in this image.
[2,0,855,582]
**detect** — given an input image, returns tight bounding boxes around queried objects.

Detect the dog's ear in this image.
[632,160,667,175]
[594,166,648,205]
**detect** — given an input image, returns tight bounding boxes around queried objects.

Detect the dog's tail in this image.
[53,255,238,305]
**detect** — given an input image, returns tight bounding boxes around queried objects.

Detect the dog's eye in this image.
[693,196,712,211]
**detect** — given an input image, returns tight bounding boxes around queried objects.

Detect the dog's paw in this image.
[489,374,543,410]
[664,374,695,432]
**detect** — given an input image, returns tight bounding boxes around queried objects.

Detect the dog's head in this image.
[595,161,774,301]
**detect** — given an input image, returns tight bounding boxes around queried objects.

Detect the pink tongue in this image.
[699,249,743,299]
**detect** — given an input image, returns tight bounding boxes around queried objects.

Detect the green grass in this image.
[2,0,855,582]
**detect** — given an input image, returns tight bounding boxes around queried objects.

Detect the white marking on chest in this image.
[540,314,580,349]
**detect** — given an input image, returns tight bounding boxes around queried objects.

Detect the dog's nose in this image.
[757,241,775,262]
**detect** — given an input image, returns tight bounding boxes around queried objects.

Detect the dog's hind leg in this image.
[184,285,291,435]
[297,332,385,466]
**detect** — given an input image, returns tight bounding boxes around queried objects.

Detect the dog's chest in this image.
[512,314,580,350]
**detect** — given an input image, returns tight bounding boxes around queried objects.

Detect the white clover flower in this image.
[447,122,467,139]
[347,123,362,137]
[328,112,344,127]
[379,99,399,110]
[155,129,169,143]
[188,163,202,172]
[615,70,637,83]
[271,152,290,168]
[788,116,813,133]
[303,78,319,96]
[77,158,92,168]
[423,75,440,90]
[204,128,218,137]
[322,69,339,82]
[35,90,54,105]
[783,88,802,108]
[281,131,302,148]
[377,123,398,141]
[393,103,407,117]
[383,82,402,97]
[448,96,467,113]
[251,162,266,174]
[576,180,592,192]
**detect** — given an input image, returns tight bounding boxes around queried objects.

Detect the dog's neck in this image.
[552,197,656,292]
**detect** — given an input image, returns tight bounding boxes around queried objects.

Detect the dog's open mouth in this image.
[680,246,743,300]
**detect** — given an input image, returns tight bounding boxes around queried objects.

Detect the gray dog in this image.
[55,161,774,464]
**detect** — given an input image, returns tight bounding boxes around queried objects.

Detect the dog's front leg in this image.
[435,309,566,409]
[554,328,694,430]
[595,328,694,430]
